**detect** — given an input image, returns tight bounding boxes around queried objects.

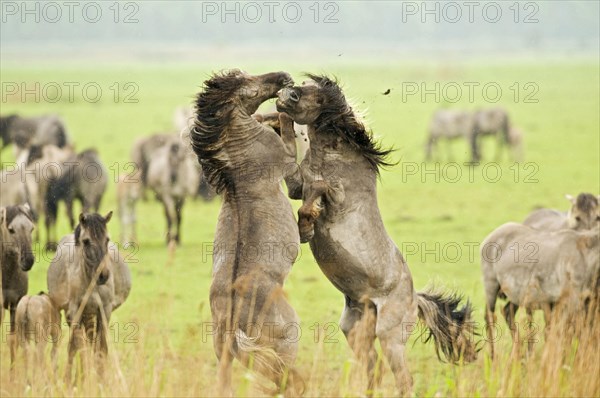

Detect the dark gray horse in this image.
[0,114,70,156]
[44,148,108,250]
[1,204,36,365]
[277,75,477,395]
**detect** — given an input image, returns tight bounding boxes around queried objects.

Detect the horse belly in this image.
[311,219,398,297]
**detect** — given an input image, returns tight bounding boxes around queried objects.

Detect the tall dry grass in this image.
[1,291,599,397]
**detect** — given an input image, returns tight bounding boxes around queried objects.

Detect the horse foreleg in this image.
[278,113,303,199]
[66,199,76,229]
[525,308,535,355]
[174,198,184,245]
[162,197,176,245]
[298,180,344,243]
[66,323,85,385]
[9,305,17,368]
[502,302,520,358]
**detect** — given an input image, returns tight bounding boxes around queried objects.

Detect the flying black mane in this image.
[307,74,395,173]
[191,70,245,194]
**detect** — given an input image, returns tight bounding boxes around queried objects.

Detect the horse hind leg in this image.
[374,297,417,396]
[340,297,380,396]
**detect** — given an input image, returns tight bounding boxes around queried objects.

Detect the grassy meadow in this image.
[0,59,599,397]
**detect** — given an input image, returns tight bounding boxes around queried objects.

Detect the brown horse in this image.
[277,75,477,395]
[191,70,303,395]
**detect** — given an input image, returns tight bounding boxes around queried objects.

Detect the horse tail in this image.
[416,288,476,363]
[234,329,305,395]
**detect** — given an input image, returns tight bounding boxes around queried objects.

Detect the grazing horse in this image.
[524,193,599,231]
[147,139,199,245]
[47,212,131,382]
[191,70,303,395]
[0,114,70,157]
[470,107,511,162]
[481,222,600,357]
[277,75,477,395]
[425,109,475,161]
[1,204,36,365]
[15,292,61,377]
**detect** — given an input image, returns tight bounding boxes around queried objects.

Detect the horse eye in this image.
[8,227,15,234]
[575,216,582,222]
[82,238,91,246]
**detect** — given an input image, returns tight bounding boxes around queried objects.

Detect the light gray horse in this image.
[481,222,600,357]
[1,204,36,365]
[191,70,303,395]
[425,109,475,161]
[277,75,477,395]
[116,171,143,244]
[15,291,61,377]
[147,139,199,245]
[524,193,599,231]
[0,114,71,157]
[47,211,131,382]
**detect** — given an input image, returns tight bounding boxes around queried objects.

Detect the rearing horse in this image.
[277,75,477,395]
[191,70,303,395]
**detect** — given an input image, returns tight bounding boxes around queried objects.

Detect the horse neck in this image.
[226,110,264,151]
[306,123,377,185]
[72,246,96,285]
[224,111,284,195]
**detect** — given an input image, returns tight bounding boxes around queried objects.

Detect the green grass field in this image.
[1,59,598,397]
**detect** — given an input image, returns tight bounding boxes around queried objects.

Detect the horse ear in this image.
[79,213,86,225]
[104,211,113,224]
[565,194,575,204]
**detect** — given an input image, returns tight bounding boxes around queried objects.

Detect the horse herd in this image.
[0,70,598,396]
